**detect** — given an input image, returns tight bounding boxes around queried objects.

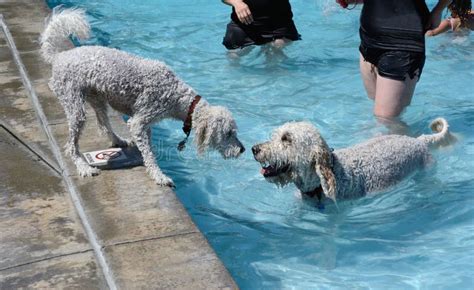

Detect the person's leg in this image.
[373,73,418,118]
[371,73,418,135]
[261,38,291,60]
[375,114,411,136]
[360,47,424,134]
[227,45,255,59]
[222,21,256,57]
[373,49,424,118]
[270,37,292,49]
[359,53,377,100]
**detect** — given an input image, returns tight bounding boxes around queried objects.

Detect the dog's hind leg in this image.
[60,90,100,177]
[128,113,174,187]
[88,96,132,147]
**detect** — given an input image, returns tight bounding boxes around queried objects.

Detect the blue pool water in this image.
[47,0,474,288]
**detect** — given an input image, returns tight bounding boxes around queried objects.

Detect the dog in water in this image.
[40,8,245,186]
[252,118,452,205]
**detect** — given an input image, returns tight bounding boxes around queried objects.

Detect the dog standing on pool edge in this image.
[252,119,452,205]
[40,8,245,186]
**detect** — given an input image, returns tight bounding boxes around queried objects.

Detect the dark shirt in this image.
[231,0,295,31]
[360,0,430,52]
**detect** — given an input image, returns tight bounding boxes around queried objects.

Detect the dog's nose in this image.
[252,145,260,155]
[240,146,245,154]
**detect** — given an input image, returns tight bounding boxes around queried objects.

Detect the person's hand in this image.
[234,1,253,25]
[425,30,435,36]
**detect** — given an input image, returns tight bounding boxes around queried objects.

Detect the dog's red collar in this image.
[178,95,201,151]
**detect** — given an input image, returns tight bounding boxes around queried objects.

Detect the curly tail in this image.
[40,7,90,64]
[417,118,450,146]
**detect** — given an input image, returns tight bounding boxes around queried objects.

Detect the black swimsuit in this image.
[222,0,301,49]
[359,0,430,80]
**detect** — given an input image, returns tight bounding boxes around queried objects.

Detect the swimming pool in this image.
[47,0,474,288]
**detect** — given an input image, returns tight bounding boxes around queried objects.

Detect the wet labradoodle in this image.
[252,118,452,205]
[41,8,245,186]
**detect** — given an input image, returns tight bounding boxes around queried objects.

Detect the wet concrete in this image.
[105,234,236,289]
[0,126,107,287]
[0,19,107,287]
[48,121,199,245]
[0,14,57,169]
[0,0,238,288]
[0,252,107,289]
[0,126,90,268]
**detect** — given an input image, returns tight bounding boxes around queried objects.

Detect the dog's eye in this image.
[226,131,233,138]
[281,133,292,143]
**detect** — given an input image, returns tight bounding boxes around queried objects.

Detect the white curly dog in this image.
[40,8,245,186]
[252,118,452,205]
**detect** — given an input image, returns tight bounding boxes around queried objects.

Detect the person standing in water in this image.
[221,0,301,52]
[338,0,452,125]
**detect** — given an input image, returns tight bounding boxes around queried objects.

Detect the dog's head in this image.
[252,122,336,201]
[193,105,245,158]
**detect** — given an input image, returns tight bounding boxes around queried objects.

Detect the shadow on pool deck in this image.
[0,0,237,289]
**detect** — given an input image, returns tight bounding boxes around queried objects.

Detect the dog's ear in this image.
[194,122,208,155]
[313,146,337,203]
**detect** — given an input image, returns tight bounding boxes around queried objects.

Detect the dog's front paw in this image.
[154,174,175,188]
[77,163,101,177]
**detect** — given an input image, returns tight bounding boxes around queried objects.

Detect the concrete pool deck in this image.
[0,0,237,288]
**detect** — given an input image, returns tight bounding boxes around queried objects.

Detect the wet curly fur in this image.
[40,8,244,186]
[253,118,451,204]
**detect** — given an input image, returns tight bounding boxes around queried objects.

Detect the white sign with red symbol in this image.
[83,148,128,167]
